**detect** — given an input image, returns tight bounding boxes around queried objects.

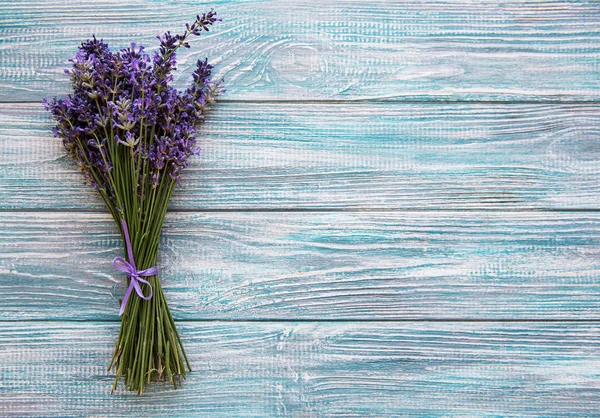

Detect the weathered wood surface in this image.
[2,211,599,321]
[2,0,599,414]
[1,0,600,102]
[2,103,599,210]
[1,322,599,416]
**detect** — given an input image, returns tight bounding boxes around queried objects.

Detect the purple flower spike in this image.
[43,12,223,204]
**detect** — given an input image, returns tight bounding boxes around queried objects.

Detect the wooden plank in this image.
[1,211,599,320]
[1,0,599,102]
[2,103,599,210]
[1,321,599,415]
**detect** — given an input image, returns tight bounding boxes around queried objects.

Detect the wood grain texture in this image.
[1,322,600,416]
[2,211,599,320]
[1,1,599,413]
[1,0,599,102]
[2,103,599,210]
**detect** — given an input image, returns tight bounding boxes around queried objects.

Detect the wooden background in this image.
[1,0,599,415]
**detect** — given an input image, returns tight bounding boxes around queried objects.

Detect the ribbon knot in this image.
[113,219,157,316]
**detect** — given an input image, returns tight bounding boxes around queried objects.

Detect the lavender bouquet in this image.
[43,11,223,394]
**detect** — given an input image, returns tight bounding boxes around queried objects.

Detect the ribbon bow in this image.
[113,219,157,316]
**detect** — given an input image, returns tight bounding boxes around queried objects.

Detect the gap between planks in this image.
[1,208,599,213]
[4,319,600,323]
[4,99,600,105]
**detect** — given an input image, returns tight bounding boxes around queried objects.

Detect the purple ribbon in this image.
[113,219,157,316]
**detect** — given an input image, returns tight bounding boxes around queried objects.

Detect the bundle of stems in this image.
[43,11,223,394]
[107,173,186,394]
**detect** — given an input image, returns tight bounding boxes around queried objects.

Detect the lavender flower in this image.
[43,11,224,395]
[44,11,223,209]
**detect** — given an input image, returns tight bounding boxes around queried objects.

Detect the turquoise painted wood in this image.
[2,322,600,416]
[0,0,599,102]
[1,103,599,210]
[1,0,600,415]
[1,211,600,320]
